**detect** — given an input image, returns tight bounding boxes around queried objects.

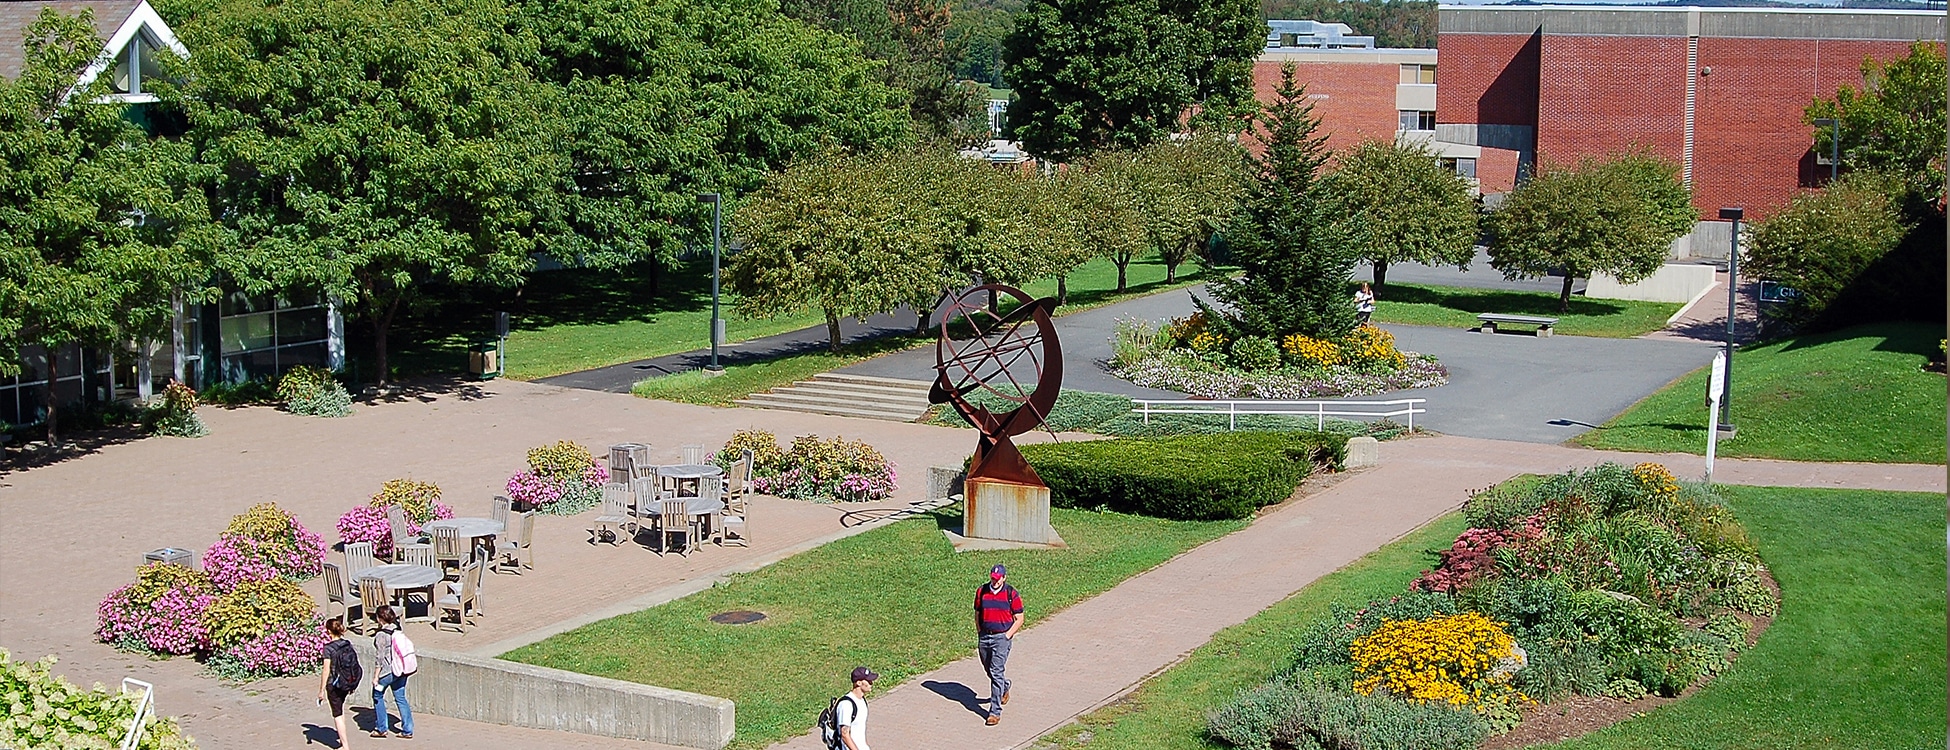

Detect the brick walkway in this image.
[769,434,1944,750]
[0,379,986,750]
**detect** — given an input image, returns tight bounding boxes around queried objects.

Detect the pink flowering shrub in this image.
[97,564,217,655]
[336,505,393,556]
[209,619,327,680]
[1411,527,1510,594]
[202,535,284,591]
[209,503,326,585]
[510,441,606,515]
[506,470,563,507]
[747,434,898,503]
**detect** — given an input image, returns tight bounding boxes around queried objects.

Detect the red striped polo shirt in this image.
[976,583,1023,634]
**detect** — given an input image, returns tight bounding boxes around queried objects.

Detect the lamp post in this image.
[1716,206,1743,435]
[1812,117,1839,183]
[696,193,725,372]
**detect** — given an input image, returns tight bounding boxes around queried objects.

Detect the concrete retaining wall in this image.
[1585,263,1717,303]
[350,640,734,749]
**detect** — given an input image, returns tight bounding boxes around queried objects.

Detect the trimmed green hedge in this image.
[1018,432,1345,521]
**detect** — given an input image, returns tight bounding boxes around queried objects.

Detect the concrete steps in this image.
[734,372,936,422]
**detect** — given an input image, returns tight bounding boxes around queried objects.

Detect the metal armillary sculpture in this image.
[930,284,1063,487]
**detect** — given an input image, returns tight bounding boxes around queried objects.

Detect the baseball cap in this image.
[850,666,880,683]
[990,564,1007,580]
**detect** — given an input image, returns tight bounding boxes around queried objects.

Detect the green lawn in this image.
[1039,485,1947,750]
[1546,485,1945,749]
[1368,283,1682,338]
[630,336,922,406]
[1573,322,1946,463]
[1039,513,1469,750]
[503,506,1245,750]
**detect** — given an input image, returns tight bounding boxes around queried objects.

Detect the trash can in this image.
[468,342,502,380]
[140,547,194,570]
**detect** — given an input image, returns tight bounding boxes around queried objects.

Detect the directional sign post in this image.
[1705,352,1726,483]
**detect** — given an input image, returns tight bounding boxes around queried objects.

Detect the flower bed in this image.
[1110,316,1447,399]
[508,441,608,515]
[341,479,455,556]
[96,504,327,682]
[1207,463,1777,749]
[716,429,896,503]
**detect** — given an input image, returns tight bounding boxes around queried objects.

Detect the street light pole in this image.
[696,193,724,371]
[1812,117,1839,183]
[1717,206,1743,435]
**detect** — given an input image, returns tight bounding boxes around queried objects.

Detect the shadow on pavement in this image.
[922,680,989,717]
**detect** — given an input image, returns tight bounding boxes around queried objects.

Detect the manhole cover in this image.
[708,610,767,625]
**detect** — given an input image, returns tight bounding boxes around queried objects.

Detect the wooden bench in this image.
[1477,313,1559,337]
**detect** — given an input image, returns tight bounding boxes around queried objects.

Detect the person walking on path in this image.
[976,564,1024,726]
[834,666,877,750]
[370,606,415,739]
[318,617,361,748]
[1355,282,1376,324]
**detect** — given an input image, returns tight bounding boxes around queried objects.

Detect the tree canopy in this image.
[1001,0,1263,161]
[1745,172,1911,329]
[1324,139,1477,294]
[781,0,985,140]
[1486,151,1696,312]
[0,8,211,439]
[1203,65,1354,340]
[1805,42,1946,203]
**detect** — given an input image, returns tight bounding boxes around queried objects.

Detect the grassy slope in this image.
[503,507,1244,750]
[1039,513,1470,750]
[1547,486,1945,749]
[1040,485,1947,750]
[1369,283,1682,338]
[1572,322,1946,463]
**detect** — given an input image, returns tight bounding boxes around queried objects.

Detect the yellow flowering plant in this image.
[1350,612,1530,716]
[1281,333,1342,367]
[1340,324,1407,369]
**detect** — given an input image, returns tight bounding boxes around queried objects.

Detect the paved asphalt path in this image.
[838,283,1717,444]
[1355,247,1593,295]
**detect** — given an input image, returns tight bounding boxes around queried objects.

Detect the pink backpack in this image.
[391,629,419,676]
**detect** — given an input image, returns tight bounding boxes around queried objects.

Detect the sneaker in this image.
[1001,690,1010,705]
[985,715,1000,726]
[369,730,388,738]
[396,732,413,739]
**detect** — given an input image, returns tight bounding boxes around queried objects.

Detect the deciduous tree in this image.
[1745,172,1912,329]
[1325,139,1477,294]
[1805,42,1946,202]
[1486,152,1695,312]
[0,9,210,442]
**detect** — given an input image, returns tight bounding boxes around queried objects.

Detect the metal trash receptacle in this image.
[468,342,502,380]
[141,547,194,570]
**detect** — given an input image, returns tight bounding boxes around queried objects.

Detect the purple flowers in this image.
[1112,350,1449,399]
[97,565,217,656]
[506,470,564,507]
[211,619,328,679]
[337,505,394,556]
[203,535,285,590]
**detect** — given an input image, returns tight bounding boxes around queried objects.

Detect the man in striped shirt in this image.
[976,563,1025,726]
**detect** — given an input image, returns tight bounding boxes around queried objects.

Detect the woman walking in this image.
[318,617,362,748]
[371,606,415,739]
[1354,282,1376,325]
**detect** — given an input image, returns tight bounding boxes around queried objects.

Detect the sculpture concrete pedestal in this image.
[953,478,1064,549]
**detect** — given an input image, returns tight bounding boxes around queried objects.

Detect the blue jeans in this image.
[372,673,413,735]
[979,633,1012,717]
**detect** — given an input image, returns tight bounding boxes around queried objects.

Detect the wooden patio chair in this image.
[356,577,389,634]
[723,449,754,501]
[681,443,707,465]
[321,561,349,619]
[343,542,379,580]
[435,561,483,632]
[386,505,430,563]
[631,476,661,527]
[658,497,697,557]
[432,526,465,575]
[591,485,635,546]
[491,495,512,528]
[714,478,747,547]
[402,546,434,568]
[494,511,535,574]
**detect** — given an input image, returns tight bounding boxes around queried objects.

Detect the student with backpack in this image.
[370,606,416,739]
[817,666,877,750]
[319,617,361,748]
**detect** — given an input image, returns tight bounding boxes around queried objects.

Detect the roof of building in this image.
[0,0,140,79]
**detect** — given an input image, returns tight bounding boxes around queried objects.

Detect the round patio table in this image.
[356,564,444,623]
[424,517,504,538]
[634,494,726,518]
[658,464,724,499]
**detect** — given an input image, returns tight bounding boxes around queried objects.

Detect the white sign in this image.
[1704,352,1725,483]
[1708,352,1726,403]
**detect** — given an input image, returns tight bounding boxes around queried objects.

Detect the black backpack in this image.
[816,694,860,749]
[326,640,362,691]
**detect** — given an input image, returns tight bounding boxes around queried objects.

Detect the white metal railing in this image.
[1131,398,1427,432]
[120,678,153,750]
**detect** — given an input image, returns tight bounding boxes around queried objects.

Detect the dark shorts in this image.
[326,685,350,717]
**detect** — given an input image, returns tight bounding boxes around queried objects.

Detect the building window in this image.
[1442,157,1478,179]
[1399,64,1436,85]
[1399,110,1435,132]
[108,36,166,95]
[216,291,331,382]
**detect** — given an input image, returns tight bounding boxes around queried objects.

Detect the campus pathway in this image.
[769,434,1943,750]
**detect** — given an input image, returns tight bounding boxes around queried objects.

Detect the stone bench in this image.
[1477,313,1559,337]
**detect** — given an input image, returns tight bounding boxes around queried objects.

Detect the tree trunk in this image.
[914,306,930,335]
[1558,274,1576,313]
[648,260,660,295]
[1165,260,1178,284]
[825,308,842,353]
[136,341,154,401]
[1372,259,1389,296]
[41,347,59,446]
[1056,275,1068,306]
[373,295,402,386]
[1115,256,1129,293]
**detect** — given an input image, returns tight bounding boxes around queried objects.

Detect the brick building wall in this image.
[1251,57,1414,154]
[1433,32,1539,129]
[1536,34,1689,169]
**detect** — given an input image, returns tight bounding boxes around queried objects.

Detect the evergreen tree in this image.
[1202,64,1355,340]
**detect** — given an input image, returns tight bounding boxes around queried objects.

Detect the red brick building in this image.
[1434,5,1942,255]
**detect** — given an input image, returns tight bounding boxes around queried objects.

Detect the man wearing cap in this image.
[836,666,877,750]
[976,564,1024,726]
